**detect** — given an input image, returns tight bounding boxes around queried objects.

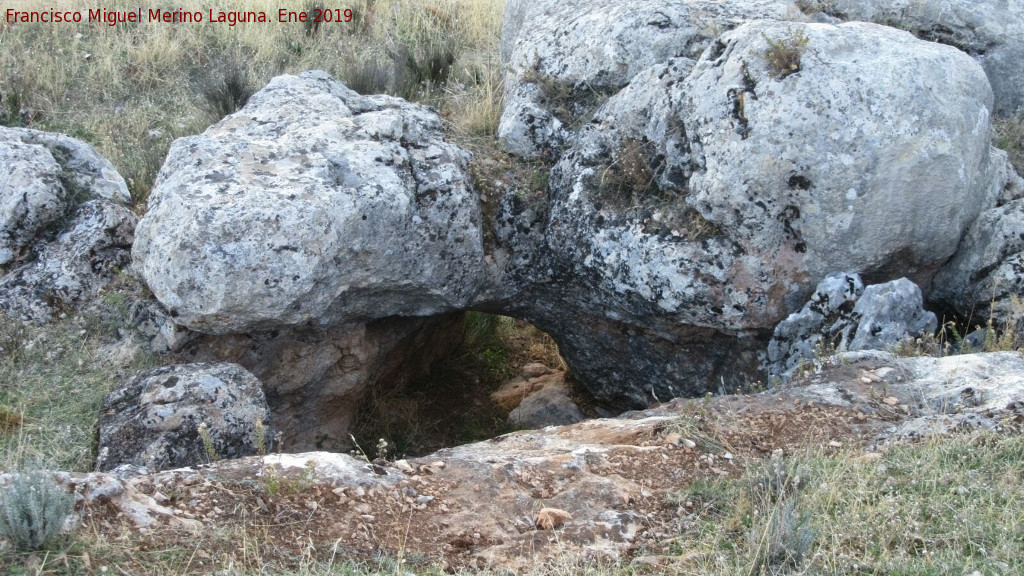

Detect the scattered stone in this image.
[520,363,553,379]
[508,385,584,429]
[535,507,573,530]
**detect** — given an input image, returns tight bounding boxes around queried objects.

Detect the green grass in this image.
[995,113,1024,179]
[0,312,156,472]
[675,432,1024,575]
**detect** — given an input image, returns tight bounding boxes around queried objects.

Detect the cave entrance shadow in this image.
[347,311,586,460]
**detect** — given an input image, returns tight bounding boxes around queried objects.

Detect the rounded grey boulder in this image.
[133,70,486,334]
[97,362,273,472]
[0,127,136,322]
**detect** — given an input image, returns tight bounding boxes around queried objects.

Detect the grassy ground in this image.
[0,303,157,472]
[995,113,1024,178]
[0,0,504,202]
[2,430,1021,575]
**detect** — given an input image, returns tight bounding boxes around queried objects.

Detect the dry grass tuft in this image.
[0,0,505,203]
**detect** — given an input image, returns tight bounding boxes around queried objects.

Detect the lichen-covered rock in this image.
[513,21,998,405]
[133,70,485,334]
[681,21,1000,286]
[97,363,273,472]
[0,127,136,322]
[800,0,1024,115]
[497,0,805,159]
[930,197,1024,336]
[766,273,864,377]
[766,274,936,378]
[848,279,937,351]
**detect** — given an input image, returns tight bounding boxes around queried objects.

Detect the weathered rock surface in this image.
[491,365,584,430]
[767,273,937,378]
[931,196,1024,336]
[508,384,584,429]
[497,0,806,159]
[182,314,464,452]
[799,0,1024,115]
[0,127,136,322]
[505,21,1003,405]
[849,280,937,351]
[133,70,485,334]
[59,350,1024,569]
[97,362,273,472]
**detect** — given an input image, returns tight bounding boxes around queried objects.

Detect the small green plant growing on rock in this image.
[197,422,220,463]
[0,470,75,550]
[761,28,810,79]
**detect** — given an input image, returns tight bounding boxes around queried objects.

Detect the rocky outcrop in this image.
[133,70,485,334]
[503,21,1004,405]
[931,196,1024,336]
[182,314,464,452]
[766,273,937,378]
[497,0,806,160]
[0,127,136,322]
[492,364,584,429]
[97,362,273,472]
[798,0,1024,115]
[54,350,1024,569]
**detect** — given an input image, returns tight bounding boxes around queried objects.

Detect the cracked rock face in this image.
[133,70,486,334]
[97,362,273,472]
[497,20,1004,406]
[0,127,136,322]
[800,0,1024,116]
[767,273,937,378]
[931,196,1024,335]
[497,0,805,160]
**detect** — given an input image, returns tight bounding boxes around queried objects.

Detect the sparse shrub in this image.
[668,404,727,454]
[197,422,220,463]
[983,294,1024,352]
[748,498,816,574]
[341,57,396,95]
[749,454,809,505]
[0,470,75,550]
[197,58,256,123]
[596,138,660,212]
[761,29,810,79]
[994,113,1024,176]
[0,405,22,436]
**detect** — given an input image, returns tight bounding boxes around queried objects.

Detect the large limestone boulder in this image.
[508,20,1006,406]
[97,362,273,472]
[799,0,1024,115]
[133,70,486,334]
[0,128,136,322]
[497,0,805,159]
